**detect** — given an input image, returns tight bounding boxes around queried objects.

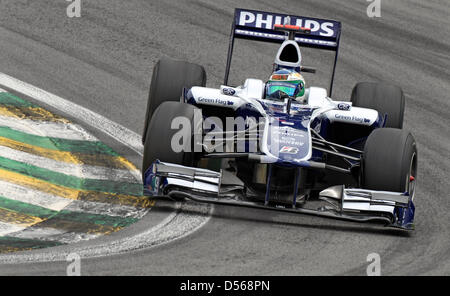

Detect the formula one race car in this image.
[142,9,417,230]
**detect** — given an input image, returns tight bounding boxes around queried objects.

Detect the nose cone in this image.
[265,116,312,163]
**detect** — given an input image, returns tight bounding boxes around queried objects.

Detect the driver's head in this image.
[265,69,306,103]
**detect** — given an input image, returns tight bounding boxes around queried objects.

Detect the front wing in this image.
[143,161,415,230]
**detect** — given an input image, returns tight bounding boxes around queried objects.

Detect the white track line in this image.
[0,73,212,261]
[0,221,26,237]
[63,200,149,219]
[0,180,72,211]
[0,146,140,183]
[0,73,143,155]
[11,227,101,244]
[0,115,98,142]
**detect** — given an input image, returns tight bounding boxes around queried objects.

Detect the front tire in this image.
[142,101,200,180]
[363,128,417,196]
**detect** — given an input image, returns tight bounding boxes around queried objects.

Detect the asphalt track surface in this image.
[0,0,449,275]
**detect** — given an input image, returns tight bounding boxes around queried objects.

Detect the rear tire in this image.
[142,58,206,144]
[363,128,417,196]
[351,82,405,129]
[142,101,200,180]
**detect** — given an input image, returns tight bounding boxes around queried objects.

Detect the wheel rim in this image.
[406,152,417,200]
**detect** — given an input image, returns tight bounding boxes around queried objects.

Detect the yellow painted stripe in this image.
[0,208,43,227]
[0,136,80,164]
[0,105,70,123]
[39,218,122,235]
[0,136,137,170]
[0,169,153,208]
[0,246,29,253]
[77,191,155,208]
[0,168,78,199]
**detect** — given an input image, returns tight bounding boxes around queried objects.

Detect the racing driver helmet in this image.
[265,69,307,103]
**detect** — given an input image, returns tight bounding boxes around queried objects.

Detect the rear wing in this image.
[224,8,342,95]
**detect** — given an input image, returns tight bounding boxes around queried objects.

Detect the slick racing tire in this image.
[351,82,405,129]
[362,128,417,197]
[142,101,200,181]
[142,58,206,144]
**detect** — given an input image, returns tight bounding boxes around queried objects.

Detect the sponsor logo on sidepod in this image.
[334,113,370,124]
[337,103,351,111]
[198,97,233,106]
[222,88,236,96]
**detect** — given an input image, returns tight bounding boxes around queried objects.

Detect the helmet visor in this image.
[266,81,300,98]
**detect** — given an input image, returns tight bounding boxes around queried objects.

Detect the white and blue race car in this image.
[141,9,416,230]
